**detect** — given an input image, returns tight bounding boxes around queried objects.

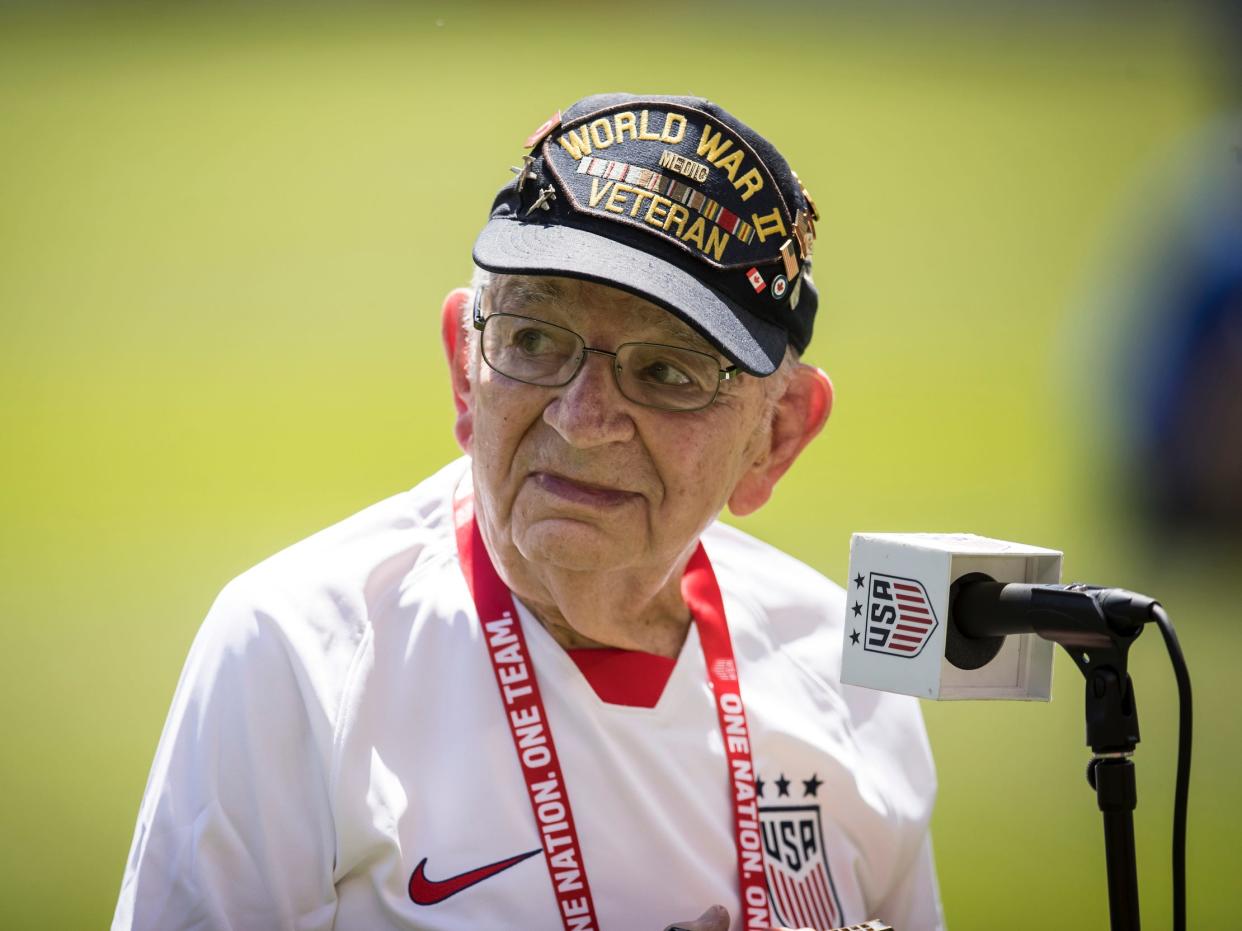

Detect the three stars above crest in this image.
[756,772,823,799]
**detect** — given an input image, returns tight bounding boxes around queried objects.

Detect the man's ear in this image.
[728,364,834,516]
[440,287,475,453]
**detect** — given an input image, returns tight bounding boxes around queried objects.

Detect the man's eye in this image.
[637,359,694,387]
[514,327,557,355]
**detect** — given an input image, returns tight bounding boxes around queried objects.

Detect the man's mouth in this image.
[530,472,640,508]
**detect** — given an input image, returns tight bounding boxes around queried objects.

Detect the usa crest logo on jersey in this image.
[758,773,842,930]
[863,572,938,658]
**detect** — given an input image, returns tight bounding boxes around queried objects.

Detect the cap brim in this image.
[473,218,786,376]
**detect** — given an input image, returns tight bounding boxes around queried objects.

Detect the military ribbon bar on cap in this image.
[542,101,795,271]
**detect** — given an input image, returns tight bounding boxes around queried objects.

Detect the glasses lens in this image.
[616,343,720,411]
[481,314,584,385]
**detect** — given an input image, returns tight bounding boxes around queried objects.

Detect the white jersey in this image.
[114,458,944,931]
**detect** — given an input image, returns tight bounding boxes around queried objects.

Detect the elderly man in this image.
[114,94,943,931]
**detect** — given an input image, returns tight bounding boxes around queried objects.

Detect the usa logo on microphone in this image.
[863,573,938,658]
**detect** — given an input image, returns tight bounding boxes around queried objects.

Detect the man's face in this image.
[467,275,775,580]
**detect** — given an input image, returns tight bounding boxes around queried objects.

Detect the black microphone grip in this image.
[953,582,1157,649]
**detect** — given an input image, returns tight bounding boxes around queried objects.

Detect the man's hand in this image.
[662,905,823,931]
[664,905,730,931]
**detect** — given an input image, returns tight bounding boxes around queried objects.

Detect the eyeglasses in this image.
[472,286,738,412]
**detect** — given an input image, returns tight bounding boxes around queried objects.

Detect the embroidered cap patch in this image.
[542,103,801,274]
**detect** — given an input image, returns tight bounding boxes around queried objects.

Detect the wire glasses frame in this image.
[471,286,738,412]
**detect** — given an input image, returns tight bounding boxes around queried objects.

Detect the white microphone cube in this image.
[841,533,1062,700]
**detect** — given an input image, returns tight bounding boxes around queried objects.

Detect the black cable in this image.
[1151,604,1191,931]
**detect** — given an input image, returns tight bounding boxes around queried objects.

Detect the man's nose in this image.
[542,351,637,448]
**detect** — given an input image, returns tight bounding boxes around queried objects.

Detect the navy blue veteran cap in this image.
[472,93,820,376]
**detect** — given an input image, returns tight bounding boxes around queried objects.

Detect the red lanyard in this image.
[453,489,771,931]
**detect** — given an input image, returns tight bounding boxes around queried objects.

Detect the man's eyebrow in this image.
[490,275,721,358]
[491,276,563,310]
[639,311,717,353]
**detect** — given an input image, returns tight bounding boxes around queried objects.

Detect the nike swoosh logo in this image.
[408,848,541,905]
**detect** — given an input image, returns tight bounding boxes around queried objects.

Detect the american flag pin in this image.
[524,184,556,216]
[780,238,800,281]
[790,275,802,311]
[793,209,815,261]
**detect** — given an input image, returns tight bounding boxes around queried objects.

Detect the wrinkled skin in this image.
[441,276,832,657]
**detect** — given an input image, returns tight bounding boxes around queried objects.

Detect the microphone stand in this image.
[1074,629,1141,931]
[954,583,1148,930]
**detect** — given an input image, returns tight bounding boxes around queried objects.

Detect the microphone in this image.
[840,532,1064,701]
[842,534,1191,931]
[839,533,1165,701]
[952,580,1159,644]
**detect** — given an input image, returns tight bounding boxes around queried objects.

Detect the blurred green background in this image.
[2,2,1237,927]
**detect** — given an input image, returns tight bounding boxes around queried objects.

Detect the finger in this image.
[663,903,731,931]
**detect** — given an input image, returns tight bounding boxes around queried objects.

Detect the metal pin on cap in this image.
[524,184,556,216]
[780,239,800,280]
[509,155,537,195]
